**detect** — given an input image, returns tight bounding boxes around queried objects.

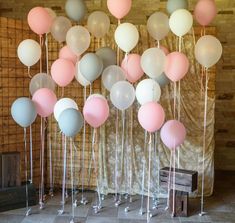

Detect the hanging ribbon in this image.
[27,67,32,78]
[39,35,43,74]
[115,108,119,202]
[147,133,152,223]
[70,138,75,223]
[45,33,49,75]
[24,128,31,216]
[172,146,176,217]
[200,68,209,216]
[58,134,67,215]
[49,133,53,197]
[166,150,173,210]
[29,125,33,184]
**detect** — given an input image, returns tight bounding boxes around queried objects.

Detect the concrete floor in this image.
[0,171,235,223]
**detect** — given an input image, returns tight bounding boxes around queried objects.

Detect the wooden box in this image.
[169,189,188,217]
[160,167,198,193]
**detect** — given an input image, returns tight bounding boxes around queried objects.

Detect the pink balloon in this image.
[83,97,109,128]
[32,88,57,117]
[27,7,53,35]
[160,46,170,55]
[160,120,186,150]
[194,0,217,26]
[164,52,189,82]
[59,46,79,64]
[121,54,144,83]
[51,58,75,87]
[107,0,132,19]
[138,102,165,133]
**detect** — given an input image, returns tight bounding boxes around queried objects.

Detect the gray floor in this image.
[0,171,235,223]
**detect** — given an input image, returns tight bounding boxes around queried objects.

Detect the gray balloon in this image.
[29,73,56,96]
[11,97,37,128]
[65,0,87,22]
[79,53,103,82]
[155,73,170,87]
[167,0,188,14]
[96,47,117,69]
[58,108,84,137]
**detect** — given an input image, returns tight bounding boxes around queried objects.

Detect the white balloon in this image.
[169,9,193,37]
[54,98,78,121]
[75,61,91,87]
[136,79,161,105]
[114,23,139,53]
[141,48,166,78]
[17,39,41,67]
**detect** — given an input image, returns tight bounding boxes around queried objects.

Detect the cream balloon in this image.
[75,61,91,87]
[87,11,110,38]
[169,9,193,37]
[147,12,170,41]
[45,8,57,20]
[114,23,139,53]
[17,39,41,67]
[195,35,222,68]
[141,48,166,78]
[136,79,161,105]
[66,26,91,56]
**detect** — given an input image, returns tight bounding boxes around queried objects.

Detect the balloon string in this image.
[157,40,160,48]
[115,108,119,200]
[27,66,32,78]
[29,125,33,183]
[49,133,53,196]
[61,87,64,98]
[200,68,209,215]
[121,110,125,186]
[24,128,30,215]
[81,86,87,201]
[147,133,152,223]
[166,150,173,209]
[200,67,205,99]
[173,82,176,119]
[45,33,49,75]
[117,19,121,66]
[52,123,57,193]
[92,128,102,208]
[129,106,133,196]
[89,83,93,96]
[192,27,196,47]
[70,138,75,221]
[39,35,43,74]
[156,132,160,202]
[61,134,67,213]
[172,147,176,217]
[178,81,181,121]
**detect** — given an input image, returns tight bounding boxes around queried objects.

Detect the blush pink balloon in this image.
[121,54,144,83]
[194,0,217,26]
[59,45,79,64]
[27,7,53,35]
[160,46,170,55]
[160,120,186,150]
[51,58,75,87]
[138,102,165,133]
[107,0,132,19]
[83,97,109,128]
[164,52,189,82]
[32,88,57,117]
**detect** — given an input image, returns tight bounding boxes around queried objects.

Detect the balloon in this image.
[87,11,110,38]
[45,8,57,20]
[11,97,37,128]
[160,46,170,55]
[195,35,222,69]
[169,9,193,37]
[59,108,84,137]
[32,88,57,118]
[167,0,188,14]
[65,0,87,22]
[147,12,170,41]
[17,39,41,67]
[79,53,103,82]
[87,94,106,102]
[102,65,126,91]
[194,0,217,26]
[138,102,165,133]
[75,61,91,87]
[155,73,170,87]
[115,23,139,53]
[141,48,166,78]
[107,0,132,19]
[165,52,189,82]
[51,16,72,43]
[51,58,75,87]
[83,97,109,128]
[121,54,144,83]
[96,47,117,69]
[66,26,91,56]
[27,7,52,35]
[110,81,135,110]
[136,79,161,105]
[160,120,186,149]
[59,45,78,64]
[54,98,78,121]
[29,73,56,96]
